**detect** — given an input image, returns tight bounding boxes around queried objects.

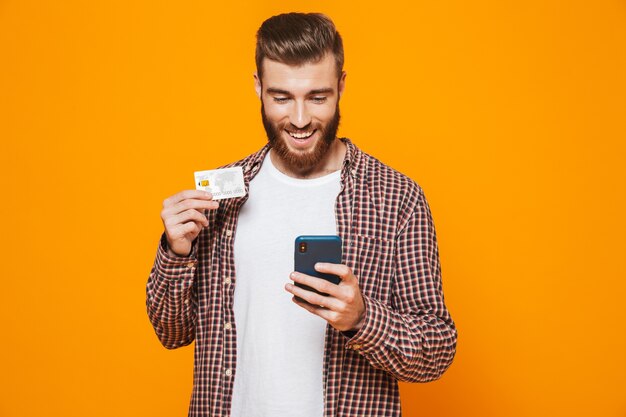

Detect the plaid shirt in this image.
[146,138,457,417]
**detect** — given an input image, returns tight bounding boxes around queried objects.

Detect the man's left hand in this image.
[285,263,366,333]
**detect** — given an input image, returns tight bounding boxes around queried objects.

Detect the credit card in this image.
[194,167,246,200]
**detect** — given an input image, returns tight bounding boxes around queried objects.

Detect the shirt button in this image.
[225,369,232,377]
[352,344,362,350]
[184,299,189,305]
[224,322,232,330]
[224,278,232,285]
[186,262,195,269]
[225,229,233,237]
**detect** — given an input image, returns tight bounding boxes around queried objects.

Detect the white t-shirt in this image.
[231,150,341,417]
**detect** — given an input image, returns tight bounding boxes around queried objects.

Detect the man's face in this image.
[255,53,346,173]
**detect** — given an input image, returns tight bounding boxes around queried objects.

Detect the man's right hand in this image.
[161,190,220,257]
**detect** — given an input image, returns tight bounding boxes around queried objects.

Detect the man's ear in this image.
[338,71,347,99]
[253,72,262,99]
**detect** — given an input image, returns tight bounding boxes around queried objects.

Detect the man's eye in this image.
[273,97,289,103]
[312,96,327,103]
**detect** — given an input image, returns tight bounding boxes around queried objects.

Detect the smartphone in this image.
[294,235,343,304]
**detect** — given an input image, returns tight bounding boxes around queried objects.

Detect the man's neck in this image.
[269,139,347,179]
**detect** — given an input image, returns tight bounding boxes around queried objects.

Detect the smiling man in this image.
[146,12,457,417]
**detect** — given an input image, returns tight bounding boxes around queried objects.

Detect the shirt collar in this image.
[340,137,362,180]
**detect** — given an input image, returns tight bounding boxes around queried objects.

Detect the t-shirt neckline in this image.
[263,150,341,187]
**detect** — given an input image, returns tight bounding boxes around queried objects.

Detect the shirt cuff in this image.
[154,232,198,280]
[343,294,391,354]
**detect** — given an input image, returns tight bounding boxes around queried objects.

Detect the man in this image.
[147,12,457,417]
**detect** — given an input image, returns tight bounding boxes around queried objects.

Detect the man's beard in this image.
[261,102,341,174]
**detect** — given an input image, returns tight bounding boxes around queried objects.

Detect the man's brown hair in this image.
[255,12,344,81]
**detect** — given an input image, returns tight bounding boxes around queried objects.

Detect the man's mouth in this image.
[286,129,316,139]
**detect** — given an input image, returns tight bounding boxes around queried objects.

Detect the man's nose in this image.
[289,101,312,129]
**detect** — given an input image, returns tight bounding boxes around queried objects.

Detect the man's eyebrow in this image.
[265,88,291,95]
[308,88,335,95]
[265,87,335,95]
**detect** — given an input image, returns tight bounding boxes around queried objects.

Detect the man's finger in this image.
[163,190,213,207]
[162,199,219,219]
[290,271,341,297]
[285,282,336,310]
[314,263,355,283]
[291,296,332,320]
[169,209,210,228]
[175,221,202,238]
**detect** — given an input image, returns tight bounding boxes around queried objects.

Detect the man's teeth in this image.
[287,130,315,139]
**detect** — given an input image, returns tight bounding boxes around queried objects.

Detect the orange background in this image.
[1,1,625,416]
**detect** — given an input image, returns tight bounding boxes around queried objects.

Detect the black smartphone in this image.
[294,235,343,304]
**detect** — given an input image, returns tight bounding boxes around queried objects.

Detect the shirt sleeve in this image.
[343,188,457,382]
[145,232,199,349]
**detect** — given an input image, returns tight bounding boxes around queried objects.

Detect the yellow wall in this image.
[1,1,624,416]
